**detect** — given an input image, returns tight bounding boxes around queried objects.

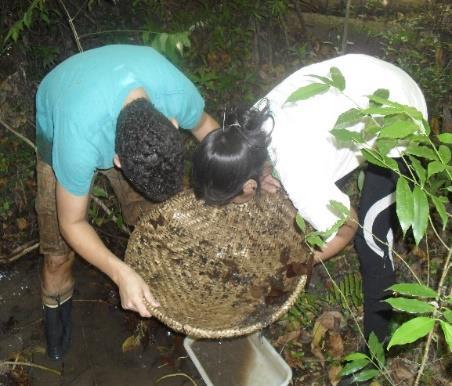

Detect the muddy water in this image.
[191,337,256,386]
[0,253,202,386]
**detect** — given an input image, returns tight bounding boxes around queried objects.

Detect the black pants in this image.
[354,161,406,342]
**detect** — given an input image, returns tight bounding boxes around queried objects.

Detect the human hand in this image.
[260,162,281,193]
[116,265,160,317]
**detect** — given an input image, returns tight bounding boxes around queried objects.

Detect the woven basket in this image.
[125,190,312,338]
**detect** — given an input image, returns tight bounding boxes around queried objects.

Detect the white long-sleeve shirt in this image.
[258,54,427,233]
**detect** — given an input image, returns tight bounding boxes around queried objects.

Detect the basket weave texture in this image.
[125,190,311,338]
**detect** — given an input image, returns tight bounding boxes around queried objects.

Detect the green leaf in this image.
[92,186,108,198]
[379,119,418,139]
[385,297,435,314]
[339,358,370,376]
[361,106,402,116]
[427,161,446,178]
[306,74,332,84]
[328,200,350,219]
[330,128,363,143]
[443,309,452,324]
[305,234,324,248]
[285,83,330,103]
[387,317,435,349]
[404,145,438,161]
[353,369,380,382]
[369,89,390,106]
[439,321,452,351]
[357,170,365,192]
[367,94,399,107]
[330,67,345,91]
[295,212,306,232]
[437,133,452,144]
[368,332,385,367]
[395,178,413,236]
[362,149,398,171]
[333,108,364,130]
[438,145,451,164]
[408,156,426,186]
[376,138,397,155]
[431,195,448,232]
[387,283,437,298]
[412,186,429,245]
[344,352,369,361]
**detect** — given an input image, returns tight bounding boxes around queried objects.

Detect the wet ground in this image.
[0,252,205,386]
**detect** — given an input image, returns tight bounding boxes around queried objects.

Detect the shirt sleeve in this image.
[158,82,205,131]
[52,120,98,196]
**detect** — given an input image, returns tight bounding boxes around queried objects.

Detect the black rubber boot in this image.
[43,297,72,360]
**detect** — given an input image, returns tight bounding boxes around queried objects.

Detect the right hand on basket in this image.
[117,265,160,317]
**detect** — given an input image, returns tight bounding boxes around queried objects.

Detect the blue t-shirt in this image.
[36,44,205,196]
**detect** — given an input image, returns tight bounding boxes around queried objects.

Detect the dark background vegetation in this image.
[0,1,450,385]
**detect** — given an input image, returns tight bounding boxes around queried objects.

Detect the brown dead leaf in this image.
[328,331,344,359]
[16,218,28,231]
[121,334,141,352]
[274,329,301,347]
[328,364,343,386]
[390,358,416,384]
[311,311,344,366]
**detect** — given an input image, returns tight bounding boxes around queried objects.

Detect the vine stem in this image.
[414,247,451,386]
[0,118,36,152]
[57,0,83,52]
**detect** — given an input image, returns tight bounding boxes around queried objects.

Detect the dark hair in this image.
[192,101,272,205]
[115,98,184,202]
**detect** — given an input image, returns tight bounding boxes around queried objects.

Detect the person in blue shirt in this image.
[35,44,218,359]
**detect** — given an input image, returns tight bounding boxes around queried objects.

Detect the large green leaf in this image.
[353,369,380,382]
[285,83,330,103]
[444,309,452,324]
[361,106,402,116]
[344,352,369,361]
[376,138,397,155]
[379,119,418,139]
[368,332,385,367]
[330,128,363,143]
[427,161,446,178]
[408,156,426,186]
[295,212,306,232]
[330,67,346,91]
[362,149,391,169]
[339,358,370,376]
[387,283,437,298]
[369,89,390,106]
[387,317,435,350]
[431,196,448,230]
[396,178,413,236]
[367,94,399,107]
[404,145,438,161]
[439,321,452,351]
[438,145,451,164]
[437,133,452,144]
[306,74,332,84]
[412,186,429,245]
[385,297,435,314]
[333,108,364,130]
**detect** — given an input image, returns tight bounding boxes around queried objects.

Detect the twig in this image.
[90,196,131,235]
[155,372,197,386]
[0,118,36,152]
[0,360,61,376]
[0,240,39,264]
[414,247,451,386]
[56,0,83,52]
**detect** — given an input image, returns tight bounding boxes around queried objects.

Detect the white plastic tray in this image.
[184,333,292,386]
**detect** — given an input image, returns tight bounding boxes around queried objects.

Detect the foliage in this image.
[288,66,451,383]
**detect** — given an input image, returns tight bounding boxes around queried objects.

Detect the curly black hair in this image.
[115,98,184,202]
[191,100,272,205]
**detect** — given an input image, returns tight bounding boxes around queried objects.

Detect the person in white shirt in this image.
[191,54,428,342]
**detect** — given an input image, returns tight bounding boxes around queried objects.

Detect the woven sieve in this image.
[125,190,312,338]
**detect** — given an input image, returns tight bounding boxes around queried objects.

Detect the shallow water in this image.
[0,253,203,386]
